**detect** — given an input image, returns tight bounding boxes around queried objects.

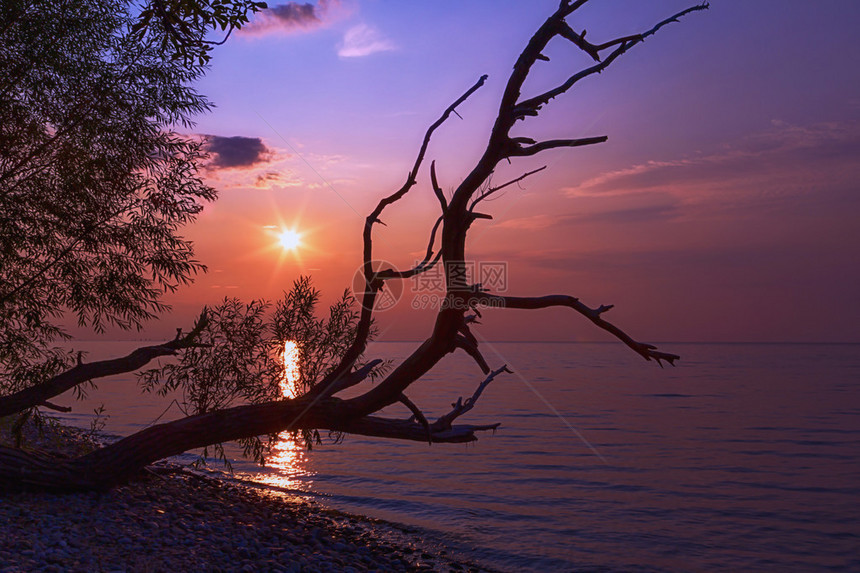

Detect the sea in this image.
[53,341,860,571]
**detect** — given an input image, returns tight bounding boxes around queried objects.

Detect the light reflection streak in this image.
[256,340,313,490]
[279,340,301,399]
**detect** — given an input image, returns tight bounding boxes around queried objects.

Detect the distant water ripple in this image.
[58,342,860,571]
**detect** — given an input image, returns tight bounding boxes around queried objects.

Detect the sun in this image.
[278,229,302,251]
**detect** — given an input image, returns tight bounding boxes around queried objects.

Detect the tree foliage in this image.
[0,0,220,393]
[131,0,268,64]
[138,277,375,462]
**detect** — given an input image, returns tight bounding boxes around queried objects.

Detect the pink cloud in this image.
[243,0,341,35]
[566,121,860,201]
[253,170,303,189]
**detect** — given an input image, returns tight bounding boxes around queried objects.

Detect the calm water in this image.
[54,342,860,571]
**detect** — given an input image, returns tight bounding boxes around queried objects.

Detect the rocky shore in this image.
[0,419,491,572]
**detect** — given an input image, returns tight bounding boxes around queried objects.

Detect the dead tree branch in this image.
[470,166,547,212]
[399,393,431,444]
[39,401,71,413]
[430,161,448,214]
[323,75,488,385]
[434,365,511,431]
[454,334,491,375]
[475,294,678,366]
[0,310,210,417]
[307,359,383,400]
[342,2,703,418]
[376,215,444,280]
[332,415,500,445]
[505,136,608,158]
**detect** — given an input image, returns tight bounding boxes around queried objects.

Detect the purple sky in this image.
[154,0,860,343]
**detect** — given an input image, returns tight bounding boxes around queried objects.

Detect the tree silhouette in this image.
[0,1,708,491]
[0,0,218,401]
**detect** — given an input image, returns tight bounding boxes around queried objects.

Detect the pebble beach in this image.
[0,420,492,572]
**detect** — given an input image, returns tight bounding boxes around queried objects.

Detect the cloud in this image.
[243,0,339,35]
[337,24,395,58]
[497,193,680,230]
[201,135,304,189]
[565,203,680,225]
[204,135,274,169]
[253,171,303,189]
[496,214,557,231]
[566,121,860,201]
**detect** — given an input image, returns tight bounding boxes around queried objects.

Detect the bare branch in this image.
[0,309,210,418]
[516,43,631,114]
[367,74,489,229]
[332,416,500,444]
[430,161,448,214]
[434,364,511,430]
[376,215,443,280]
[458,320,478,348]
[470,165,547,212]
[307,359,383,400]
[455,334,490,375]
[343,336,450,417]
[399,393,431,444]
[476,294,679,366]
[497,5,577,116]
[559,0,592,15]
[321,2,702,418]
[327,76,489,383]
[556,20,642,62]
[40,401,71,413]
[642,3,710,41]
[556,21,601,61]
[592,34,645,52]
[419,216,444,269]
[409,74,489,182]
[516,4,708,114]
[506,136,608,157]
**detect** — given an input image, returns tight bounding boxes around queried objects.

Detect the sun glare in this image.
[278,229,302,251]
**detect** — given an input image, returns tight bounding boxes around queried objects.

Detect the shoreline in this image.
[0,418,495,572]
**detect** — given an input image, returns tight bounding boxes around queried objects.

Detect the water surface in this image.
[55,342,860,571]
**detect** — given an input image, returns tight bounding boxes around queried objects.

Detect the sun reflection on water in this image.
[279,340,301,399]
[256,340,312,491]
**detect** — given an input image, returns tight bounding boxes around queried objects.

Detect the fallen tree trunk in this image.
[0,393,500,492]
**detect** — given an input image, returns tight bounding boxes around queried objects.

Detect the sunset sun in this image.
[278,229,301,251]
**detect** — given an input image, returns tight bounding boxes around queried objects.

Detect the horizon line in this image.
[67,339,860,345]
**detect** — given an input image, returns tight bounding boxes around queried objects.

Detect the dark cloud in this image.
[244,0,338,34]
[270,2,321,26]
[204,135,272,169]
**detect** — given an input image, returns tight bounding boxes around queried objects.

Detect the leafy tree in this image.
[0,0,234,398]
[0,1,708,492]
[131,0,268,64]
[139,278,377,464]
